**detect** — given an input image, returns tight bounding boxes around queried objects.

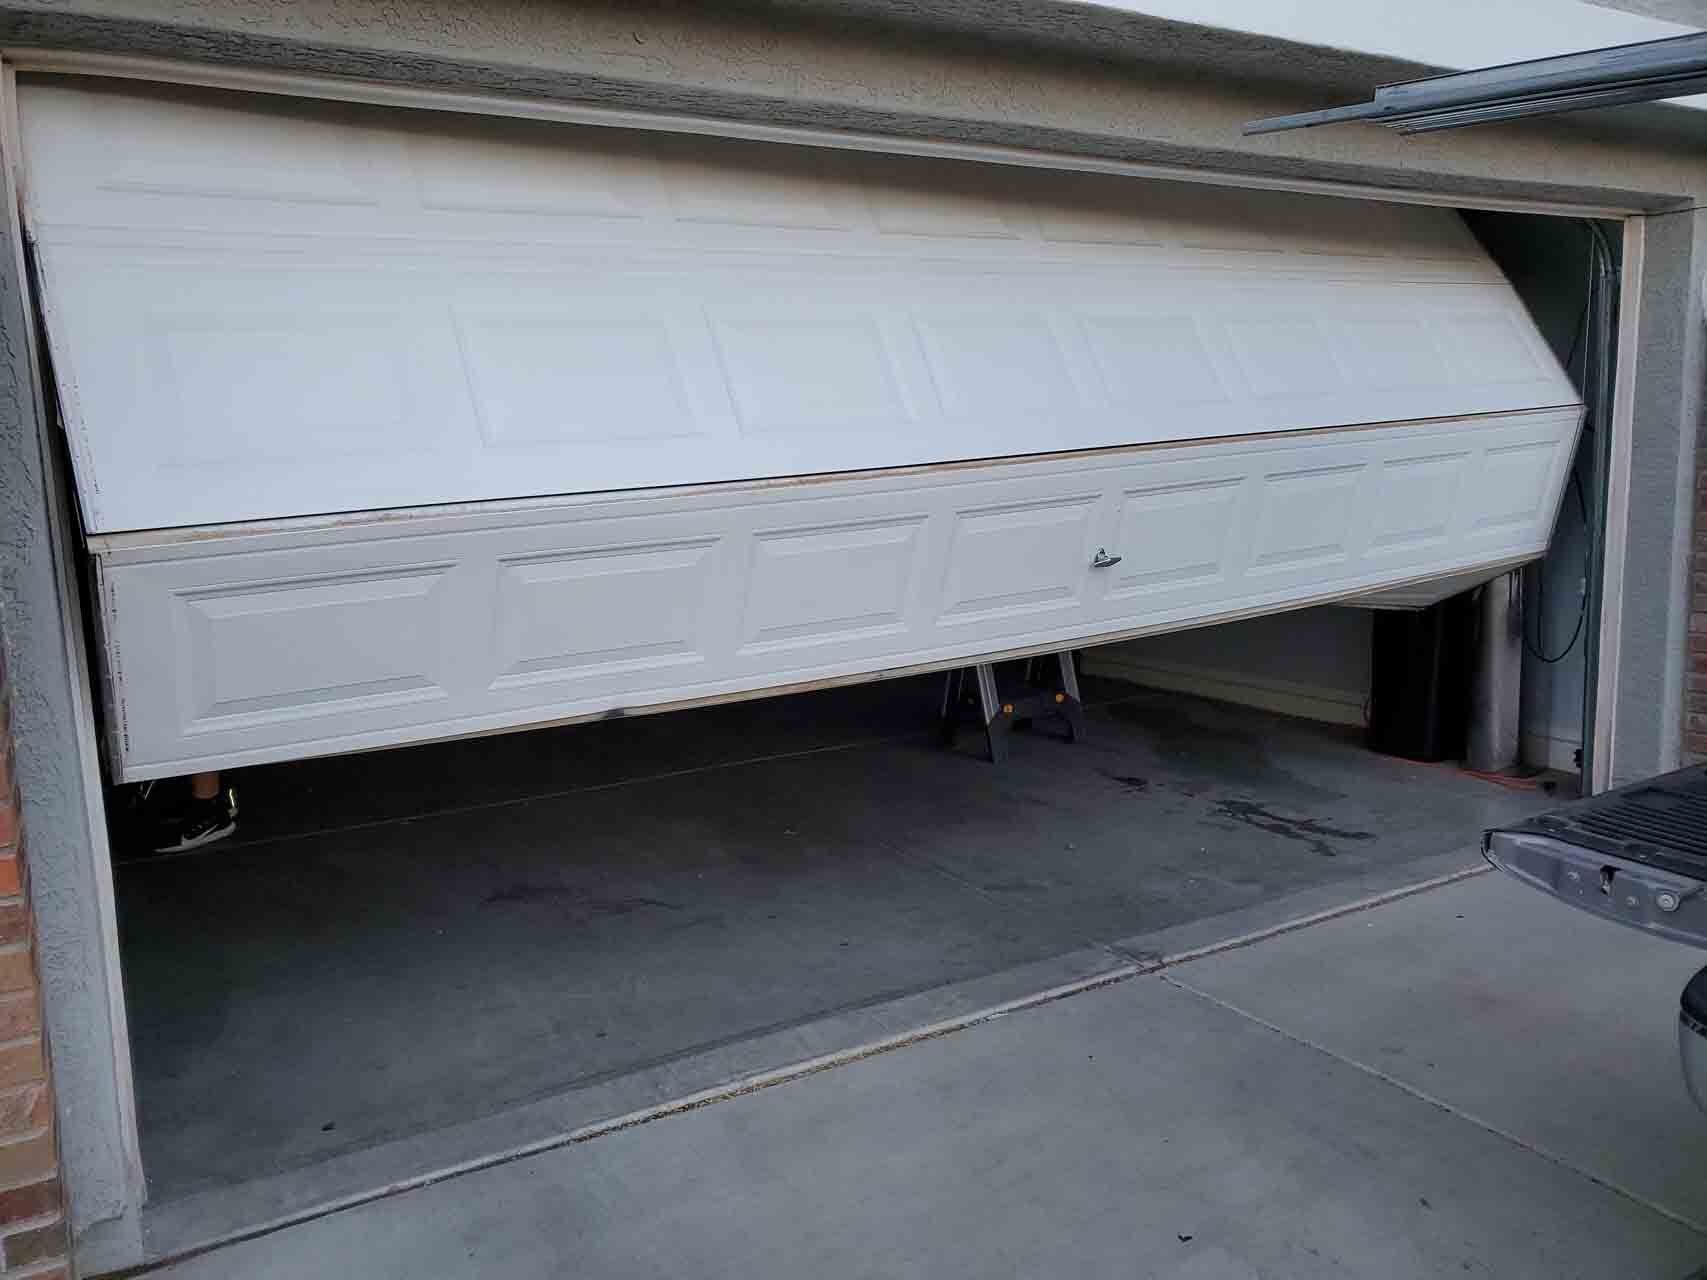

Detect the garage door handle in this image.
[1090,548,1122,569]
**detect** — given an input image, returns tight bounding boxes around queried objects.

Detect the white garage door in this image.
[20,81,1574,534]
[16,79,1583,780]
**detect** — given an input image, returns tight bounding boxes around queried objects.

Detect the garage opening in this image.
[11,74,1606,1257]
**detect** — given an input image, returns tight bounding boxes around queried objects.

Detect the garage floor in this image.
[147,871,1707,1280]
[114,674,1559,1210]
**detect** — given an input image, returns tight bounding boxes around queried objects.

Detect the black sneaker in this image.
[151,788,238,854]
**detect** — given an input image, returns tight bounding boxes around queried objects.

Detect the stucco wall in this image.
[1618,206,1707,783]
[0,1,1697,1269]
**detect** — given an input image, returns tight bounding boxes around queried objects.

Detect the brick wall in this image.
[1691,460,1707,763]
[0,650,70,1279]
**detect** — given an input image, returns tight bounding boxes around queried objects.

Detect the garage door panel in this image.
[1367,452,1470,555]
[1080,311,1230,407]
[1333,310,1448,392]
[408,118,657,221]
[1248,463,1368,574]
[102,86,386,211]
[166,562,456,738]
[96,409,1580,779]
[937,493,1101,627]
[454,305,701,447]
[1465,438,1570,538]
[29,79,1588,777]
[1101,477,1249,600]
[491,538,723,688]
[37,251,1572,530]
[913,308,1082,418]
[706,305,916,434]
[21,80,1577,533]
[1433,309,1551,386]
[153,308,420,463]
[739,516,927,655]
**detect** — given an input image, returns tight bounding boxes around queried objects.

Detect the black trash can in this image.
[1367,595,1472,763]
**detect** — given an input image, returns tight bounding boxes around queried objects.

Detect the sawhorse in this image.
[939,651,1086,764]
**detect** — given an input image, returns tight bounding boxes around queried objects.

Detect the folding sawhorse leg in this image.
[939,651,1085,764]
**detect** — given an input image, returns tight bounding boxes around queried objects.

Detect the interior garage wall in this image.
[1086,609,1372,727]
[1460,212,1605,772]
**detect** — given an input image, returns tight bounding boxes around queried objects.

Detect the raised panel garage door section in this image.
[15,78,1583,779]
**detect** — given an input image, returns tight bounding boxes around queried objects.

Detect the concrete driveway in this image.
[143,866,1707,1279]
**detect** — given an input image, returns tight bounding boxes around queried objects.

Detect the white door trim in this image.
[1591,217,1644,793]
[0,62,145,1236]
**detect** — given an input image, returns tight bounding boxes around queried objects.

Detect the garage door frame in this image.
[0,49,1650,1269]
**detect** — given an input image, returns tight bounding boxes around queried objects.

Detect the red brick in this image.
[0,1086,50,1137]
[2,1214,67,1269]
[0,905,29,950]
[0,950,32,997]
[0,1041,45,1093]
[0,1177,57,1227]
[0,1133,54,1187]
[0,998,40,1047]
[0,801,21,854]
[0,856,23,901]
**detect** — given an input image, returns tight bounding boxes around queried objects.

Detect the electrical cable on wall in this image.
[1523,220,1604,668]
[1524,467,1589,665]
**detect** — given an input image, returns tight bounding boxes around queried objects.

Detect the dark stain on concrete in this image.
[483,886,679,915]
[1209,799,1375,858]
[1102,772,1150,791]
[1101,699,1344,805]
